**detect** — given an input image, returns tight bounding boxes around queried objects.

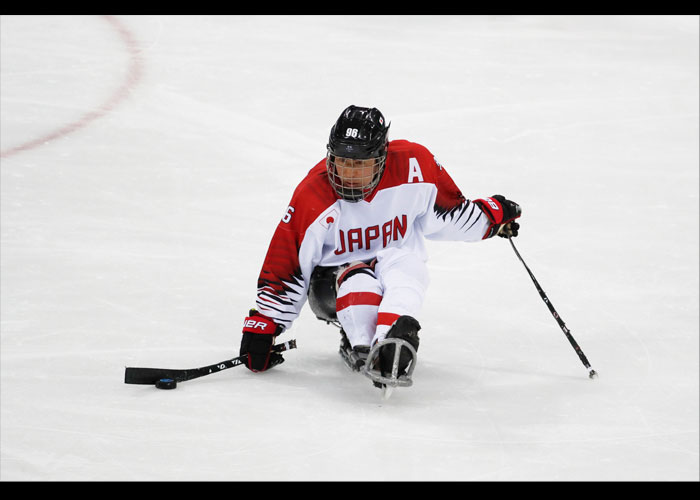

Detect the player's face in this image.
[332,157,381,189]
[326,152,387,201]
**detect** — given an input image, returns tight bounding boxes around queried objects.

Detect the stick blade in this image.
[124,367,188,385]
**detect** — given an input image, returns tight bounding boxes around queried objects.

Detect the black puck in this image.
[155,378,177,390]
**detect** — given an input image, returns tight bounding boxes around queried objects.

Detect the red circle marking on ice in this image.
[0,16,143,159]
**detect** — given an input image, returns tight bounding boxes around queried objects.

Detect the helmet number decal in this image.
[282,205,295,223]
[345,128,359,138]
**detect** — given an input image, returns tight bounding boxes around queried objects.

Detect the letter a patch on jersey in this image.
[408,158,424,183]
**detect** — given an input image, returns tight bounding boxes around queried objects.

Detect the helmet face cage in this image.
[326,105,389,202]
[326,154,387,202]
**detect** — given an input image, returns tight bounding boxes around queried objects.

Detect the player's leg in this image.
[370,248,428,379]
[372,248,428,345]
[335,261,383,349]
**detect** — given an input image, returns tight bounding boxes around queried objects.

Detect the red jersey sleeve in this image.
[254,162,337,329]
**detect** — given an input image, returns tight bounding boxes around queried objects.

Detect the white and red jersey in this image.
[255,139,492,330]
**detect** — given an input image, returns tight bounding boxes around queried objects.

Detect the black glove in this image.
[240,309,285,372]
[474,194,522,239]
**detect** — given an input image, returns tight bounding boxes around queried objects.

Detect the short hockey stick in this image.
[508,236,597,379]
[124,339,297,385]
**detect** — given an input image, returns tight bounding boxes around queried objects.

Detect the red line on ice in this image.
[0,15,143,159]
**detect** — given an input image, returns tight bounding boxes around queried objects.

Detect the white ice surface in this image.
[1,15,698,481]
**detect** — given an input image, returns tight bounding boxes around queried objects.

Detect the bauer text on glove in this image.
[240,309,285,372]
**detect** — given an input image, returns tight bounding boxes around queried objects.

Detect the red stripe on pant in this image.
[377,312,400,327]
[336,292,383,312]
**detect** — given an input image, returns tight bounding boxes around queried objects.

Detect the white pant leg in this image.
[371,247,429,345]
[336,270,383,348]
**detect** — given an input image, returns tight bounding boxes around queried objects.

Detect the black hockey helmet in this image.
[326,105,390,201]
[327,105,390,159]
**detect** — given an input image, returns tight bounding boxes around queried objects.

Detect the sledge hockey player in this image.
[239,105,522,392]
